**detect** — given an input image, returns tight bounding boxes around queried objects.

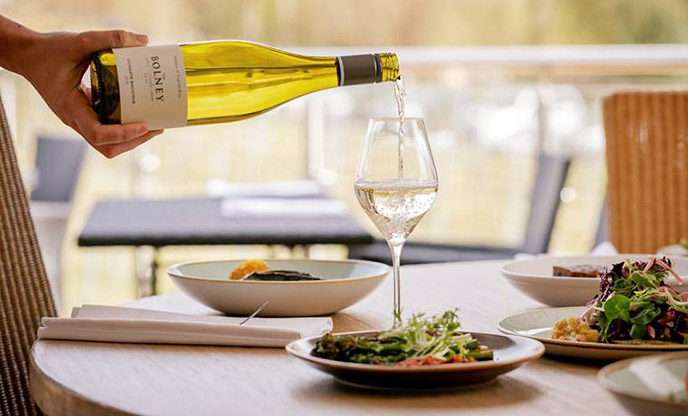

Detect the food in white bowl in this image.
[229,259,271,280]
[229,259,324,281]
[552,264,605,278]
[501,255,688,307]
[167,259,389,317]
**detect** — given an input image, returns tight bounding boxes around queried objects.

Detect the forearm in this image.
[0,14,41,76]
[0,14,160,157]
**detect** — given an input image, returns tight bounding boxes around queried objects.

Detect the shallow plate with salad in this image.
[286,310,544,389]
[499,257,688,360]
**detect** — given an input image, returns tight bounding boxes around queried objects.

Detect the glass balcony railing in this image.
[5,45,688,254]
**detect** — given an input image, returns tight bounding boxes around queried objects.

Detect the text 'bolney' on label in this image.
[113,44,187,130]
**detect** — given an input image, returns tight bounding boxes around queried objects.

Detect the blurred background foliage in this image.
[5,0,688,45]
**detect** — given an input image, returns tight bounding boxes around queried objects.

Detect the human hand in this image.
[12,28,164,158]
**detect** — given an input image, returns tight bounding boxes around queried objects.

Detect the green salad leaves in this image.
[585,258,688,344]
[312,310,493,366]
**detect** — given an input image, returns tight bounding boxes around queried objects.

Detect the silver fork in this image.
[238,301,270,325]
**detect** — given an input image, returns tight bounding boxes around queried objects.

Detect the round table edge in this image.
[30,341,134,416]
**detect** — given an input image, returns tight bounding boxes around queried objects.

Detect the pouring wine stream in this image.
[354,77,438,329]
[394,78,406,180]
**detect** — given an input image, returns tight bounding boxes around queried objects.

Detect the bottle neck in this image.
[336,53,399,86]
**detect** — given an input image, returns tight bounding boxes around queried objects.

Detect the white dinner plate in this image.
[167,259,389,316]
[286,330,544,390]
[498,307,688,360]
[501,255,688,307]
[598,352,688,416]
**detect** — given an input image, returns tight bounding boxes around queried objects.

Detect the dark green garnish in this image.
[242,270,322,281]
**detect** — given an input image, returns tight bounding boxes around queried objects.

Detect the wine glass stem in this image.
[389,241,404,328]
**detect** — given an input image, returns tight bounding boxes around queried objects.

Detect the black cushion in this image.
[348,240,517,265]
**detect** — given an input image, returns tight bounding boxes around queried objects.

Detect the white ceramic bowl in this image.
[658,244,688,257]
[167,259,389,317]
[598,352,688,415]
[501,255,688,307]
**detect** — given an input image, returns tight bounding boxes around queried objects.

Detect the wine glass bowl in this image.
[354,117,438,325]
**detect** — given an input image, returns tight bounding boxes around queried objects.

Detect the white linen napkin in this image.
[589,241,619,256]
[207,179,323,198]
[38,304,332,348]
[221,197,349,218]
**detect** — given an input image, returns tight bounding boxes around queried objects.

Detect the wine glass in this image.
[354,117,438,326]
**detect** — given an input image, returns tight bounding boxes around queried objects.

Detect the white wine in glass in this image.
[355,117,438,326]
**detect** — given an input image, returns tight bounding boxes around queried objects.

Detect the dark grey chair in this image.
[30,136,86,203]
[348,153,571,264]
[593,201,607,249]
[29,137,86,305]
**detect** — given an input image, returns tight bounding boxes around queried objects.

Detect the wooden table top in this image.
[30,260,629,416]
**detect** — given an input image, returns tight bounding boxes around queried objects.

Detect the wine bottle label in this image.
[113,44,187,129]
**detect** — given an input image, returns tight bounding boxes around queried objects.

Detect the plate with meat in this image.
[501,255,688,307]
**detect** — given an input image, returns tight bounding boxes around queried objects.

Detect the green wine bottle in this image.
[90,40,399,129]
